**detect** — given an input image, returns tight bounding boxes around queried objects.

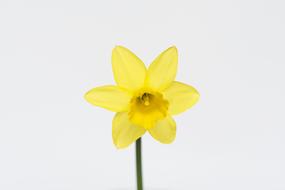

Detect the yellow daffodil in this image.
[85,46,199,149]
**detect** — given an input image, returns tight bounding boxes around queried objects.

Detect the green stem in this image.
[136,138,143,190]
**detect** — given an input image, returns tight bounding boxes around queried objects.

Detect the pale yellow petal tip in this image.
[83,90,91,103]
[156,135,176,144]
[114,143,129,149]
[187,84,200,102]
[197,90,201,99]
[163,138,176,144]
[83,89,96,104]
[194,88,201,102]
[149,130,176,144]
[112,136,134,149]
[187,89,200,111]
[113,140,126,149]
[167,46,178,53]
[113,45,127,52]
[84,90,98,107]
[112,135,142,149]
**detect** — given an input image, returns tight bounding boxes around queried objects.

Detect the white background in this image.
[0,0,285,189]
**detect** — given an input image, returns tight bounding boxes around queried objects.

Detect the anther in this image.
[142,93,150,106]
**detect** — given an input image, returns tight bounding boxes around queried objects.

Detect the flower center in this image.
[128,90,169,129]
[140,92,152,106]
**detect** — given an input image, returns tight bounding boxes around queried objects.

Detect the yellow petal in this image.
[146,46,178,91]
[112,112,146,149]
[163,81,199,115]
[112,46,147,91]
[84,85,131,112]
[148,116,176,144]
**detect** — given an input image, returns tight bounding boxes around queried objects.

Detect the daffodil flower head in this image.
[85,46,199,149]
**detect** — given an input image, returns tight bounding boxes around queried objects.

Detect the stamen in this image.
[144,98,150,106]
[141,93,150,106]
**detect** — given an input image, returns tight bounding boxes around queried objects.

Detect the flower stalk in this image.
[136,138,143,190]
